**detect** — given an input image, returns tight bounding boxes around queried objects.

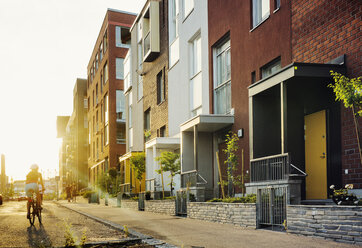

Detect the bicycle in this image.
[28,190,42,226]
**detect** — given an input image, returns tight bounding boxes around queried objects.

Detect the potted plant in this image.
[330,184,359,205]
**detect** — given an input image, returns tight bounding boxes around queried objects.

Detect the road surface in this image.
[0,201,126,247]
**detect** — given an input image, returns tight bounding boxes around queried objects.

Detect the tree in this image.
[155,151,180,196]
[328,71,362,164]
[96,172,111,193]
[223,132,242,197]
[130,152,146,193]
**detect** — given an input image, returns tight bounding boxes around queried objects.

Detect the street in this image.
[0,201,127,247]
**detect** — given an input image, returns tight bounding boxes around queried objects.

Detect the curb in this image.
[55,201,178,248]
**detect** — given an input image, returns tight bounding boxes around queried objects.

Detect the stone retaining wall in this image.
[120,200,139,210]
[187,202,256,228]
[145,200,176,215]
[287,205,362,245]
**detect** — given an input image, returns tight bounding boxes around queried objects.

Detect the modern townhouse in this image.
[167,0,211,201]
[199,0,361,206]
[87,9,136,186]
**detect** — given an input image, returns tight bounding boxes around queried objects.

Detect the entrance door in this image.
[305,110,327,199]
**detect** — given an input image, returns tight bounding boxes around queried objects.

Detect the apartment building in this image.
[56,115,70,192]
[65,79,89,190]
[87,9,136,186]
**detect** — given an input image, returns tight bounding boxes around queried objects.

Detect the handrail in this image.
[290,164,307,176]
[250,153,289,162]
[197,173,207,185]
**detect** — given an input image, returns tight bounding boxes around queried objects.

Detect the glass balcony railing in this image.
[143,32,151,57]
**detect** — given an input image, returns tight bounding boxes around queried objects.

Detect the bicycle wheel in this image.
[29,202,35,225]
[37,203,42,224]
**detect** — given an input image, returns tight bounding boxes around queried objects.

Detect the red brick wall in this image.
[291,0,362,188]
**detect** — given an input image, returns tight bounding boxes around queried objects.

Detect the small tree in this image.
[155,151,181,196]
[223,132,242,197]
[130,152,146,193]
[96,172,111,193]
[328,71,362,164]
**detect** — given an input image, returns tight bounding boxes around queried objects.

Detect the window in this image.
[274,0,280,10]
[96,138,99,160]
[144,108,150,131]
[190,35,201,77]
[157,69,165,104]
[101,133,104,152]
[169,0,179,42]
[103,30,108,53]
[251,71,256,84]
[116,58,124,80]
[115,26,131,47]
[92,90,95,107]
[104,94,108,124]
[96,110,99,132]
[124,52,131,90]
[252,0,270,28]
[116,90,125,120]
[261,58,281,79]
[137,41,143,101]
[159,125,166,137]
[95,53,99,71]
[96,84,98,105]
[117,121,126,144]
[183,0,194,19]
[104,62,108,84]
[104,124,109,146]
[99,42,103,61]
[213,38,231,114]
[190,34,202,116]
[129,93,132,128]
[84,98,88,109]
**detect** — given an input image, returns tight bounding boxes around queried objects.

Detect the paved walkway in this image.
[57,200,358,248]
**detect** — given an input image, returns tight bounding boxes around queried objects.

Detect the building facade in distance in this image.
[87,9,136,186]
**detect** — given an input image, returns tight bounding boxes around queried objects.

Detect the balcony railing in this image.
[143,31,151,57]
[119,183,131,193]
[181,170,207,188]
[250,153,289,182]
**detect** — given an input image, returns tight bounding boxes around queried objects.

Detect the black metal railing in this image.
[181,170,207,188]
[250,153,289,182]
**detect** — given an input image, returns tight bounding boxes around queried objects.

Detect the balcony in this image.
[142,1,160,62]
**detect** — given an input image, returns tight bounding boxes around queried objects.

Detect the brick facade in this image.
[143,0,169,140]
[87,10,136,185]
[291,0,362,188]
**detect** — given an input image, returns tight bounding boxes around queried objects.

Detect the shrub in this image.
[207,194,256,203]
[82,191,96,199]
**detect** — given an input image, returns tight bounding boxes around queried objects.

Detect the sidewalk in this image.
[57,200,357,248]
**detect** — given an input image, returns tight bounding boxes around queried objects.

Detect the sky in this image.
[0,0,145,181]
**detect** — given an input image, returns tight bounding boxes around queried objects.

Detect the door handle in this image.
[320,152,326,159]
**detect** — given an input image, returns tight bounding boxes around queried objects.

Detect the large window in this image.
[169,0,179,67]
[104,94,108,124]
[116,58,124,80]
[252,0,270,28]
[116,90,125,120]
[137,40,143,101]
[115,26,131,48]
[190,34,202,116]
[144,108,150,131]
[214,38,231,115]
[157,69,165,104]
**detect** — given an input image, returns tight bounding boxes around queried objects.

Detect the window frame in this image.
[157,69,165,104]
[116,58,124,80]
[252,0,270,29]
[213,37,232,115]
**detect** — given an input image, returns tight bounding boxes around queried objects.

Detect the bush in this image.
[131,196,139,201]
[82,191,96,199]
[207,194,256,203]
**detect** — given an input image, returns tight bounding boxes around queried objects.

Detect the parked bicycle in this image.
[28,190,42,226]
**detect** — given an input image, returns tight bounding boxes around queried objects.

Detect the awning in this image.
[248,62,346,97]
[145,137,180,149]
[119,151,143,162]
[180,114,234,132]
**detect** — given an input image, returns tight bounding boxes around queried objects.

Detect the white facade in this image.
[168,0,210,137]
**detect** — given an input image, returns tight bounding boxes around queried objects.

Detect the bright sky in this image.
[0,0,145,181]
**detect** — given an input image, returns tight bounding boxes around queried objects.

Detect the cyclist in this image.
[25,164,44,219]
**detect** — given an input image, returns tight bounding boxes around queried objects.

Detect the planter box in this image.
[145,200,176,215]
[287,205,362,245]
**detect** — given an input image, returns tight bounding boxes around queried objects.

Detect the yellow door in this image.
[305,110,327,199]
